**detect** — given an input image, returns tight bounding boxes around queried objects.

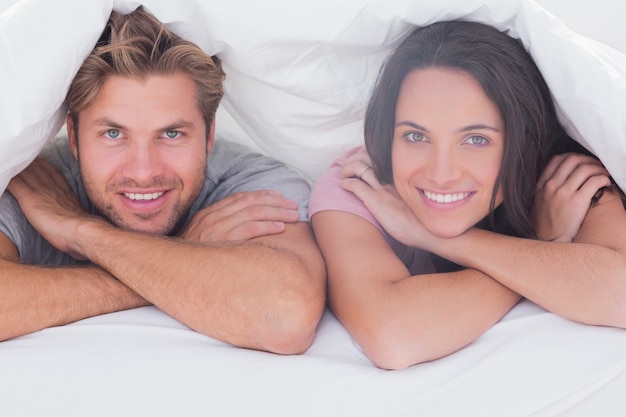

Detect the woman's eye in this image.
[465,135,489,146]
[164,130,181,139]
[104,129,122,139]
[405,132,426,143]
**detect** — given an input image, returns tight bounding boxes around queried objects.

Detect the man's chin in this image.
[98,206,186,237]
[108,217,176,236]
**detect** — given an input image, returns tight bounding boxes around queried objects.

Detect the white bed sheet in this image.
[1,1,626,416]
[1,302,625,417]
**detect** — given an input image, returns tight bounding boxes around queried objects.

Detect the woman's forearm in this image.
[431,229,626,327]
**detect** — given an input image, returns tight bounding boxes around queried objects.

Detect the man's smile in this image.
[123,192,165,201]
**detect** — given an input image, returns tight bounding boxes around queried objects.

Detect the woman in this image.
[309,21,626,370]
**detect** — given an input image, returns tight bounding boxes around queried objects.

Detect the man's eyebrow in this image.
[93,118,124,129]
[161,120,195,130]
[91,118,196,131]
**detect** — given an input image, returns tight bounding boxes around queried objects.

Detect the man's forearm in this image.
[72,220,325,353]
[0,260,149,341]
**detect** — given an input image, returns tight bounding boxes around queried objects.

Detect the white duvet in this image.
[1,0,626,188]
[1,1,626,416]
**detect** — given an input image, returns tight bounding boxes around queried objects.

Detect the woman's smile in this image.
[421,189,473,205]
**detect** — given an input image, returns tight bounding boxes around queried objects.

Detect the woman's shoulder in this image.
[308,146,382,228]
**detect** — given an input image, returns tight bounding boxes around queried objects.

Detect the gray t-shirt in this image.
[0,136,311,266]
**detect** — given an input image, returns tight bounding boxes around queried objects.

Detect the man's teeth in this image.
[124,192,164,201]
[423,190,470,204]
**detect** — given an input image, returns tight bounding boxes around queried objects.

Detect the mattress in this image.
[2,301,626,416]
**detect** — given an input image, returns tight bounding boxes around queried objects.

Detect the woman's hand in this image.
[340,148,432,249]
[533,152,611,242]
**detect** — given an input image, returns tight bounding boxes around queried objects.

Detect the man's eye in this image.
[104,129,121,139]
[164,131,181,139]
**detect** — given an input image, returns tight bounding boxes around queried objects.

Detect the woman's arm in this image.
[433,190,626,328]
[312,210,520,370]
[428,152,626,327]
[376,153,626,327]
[343,149,626,329]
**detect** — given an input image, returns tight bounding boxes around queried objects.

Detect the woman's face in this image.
[391,68,505,238]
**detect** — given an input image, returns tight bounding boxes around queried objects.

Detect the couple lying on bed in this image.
[1,8,624,369]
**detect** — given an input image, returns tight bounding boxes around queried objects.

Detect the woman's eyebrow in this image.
[395,121,500,133]
[395,120,429,132]
[458,124,501,133]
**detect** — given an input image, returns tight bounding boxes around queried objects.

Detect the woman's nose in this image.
[424,146,461,185]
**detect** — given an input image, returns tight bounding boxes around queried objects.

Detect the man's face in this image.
[68,73,212,235]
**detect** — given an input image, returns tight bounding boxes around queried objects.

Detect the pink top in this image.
[309,147,436,275]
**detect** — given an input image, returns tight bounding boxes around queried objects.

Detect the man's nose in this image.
[121,141,164,184]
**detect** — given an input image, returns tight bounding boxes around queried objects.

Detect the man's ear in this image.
[206,118,216,155]
[66,114,79,160]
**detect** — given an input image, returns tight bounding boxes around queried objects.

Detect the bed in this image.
[1,0,626,415]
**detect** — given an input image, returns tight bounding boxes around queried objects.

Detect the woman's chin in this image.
[425,225,471,239]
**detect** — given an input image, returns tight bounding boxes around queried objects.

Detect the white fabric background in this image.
[1,0,626,188]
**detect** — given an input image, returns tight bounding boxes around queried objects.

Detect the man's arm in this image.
[0,232,149,341]
[7,158,326,354]
[69,219,326,354]
[312,210,520,370]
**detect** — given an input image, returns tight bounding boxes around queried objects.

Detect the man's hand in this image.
[6,157,100,259]
[533,152,611,242]
[179,190,301,243]
[340,149,431,249]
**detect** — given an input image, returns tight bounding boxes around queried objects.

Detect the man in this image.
[0,7,326,355]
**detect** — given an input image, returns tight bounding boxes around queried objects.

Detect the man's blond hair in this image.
[66,7,225,136]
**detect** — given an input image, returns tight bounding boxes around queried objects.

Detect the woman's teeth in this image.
[423,190,470,204]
